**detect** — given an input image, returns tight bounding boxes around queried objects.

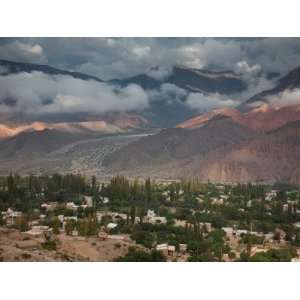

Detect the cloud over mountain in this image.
[265,89,300,108]
[0,72,149,117]
[186,92,238,111]
[2,38,300,80]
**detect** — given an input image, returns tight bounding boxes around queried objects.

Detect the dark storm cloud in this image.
[0,37,300,113]
[1,37,300,80]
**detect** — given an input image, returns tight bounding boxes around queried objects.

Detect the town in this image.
[0,173,300,261]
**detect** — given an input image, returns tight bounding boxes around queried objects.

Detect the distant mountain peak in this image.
[0,59,103,82]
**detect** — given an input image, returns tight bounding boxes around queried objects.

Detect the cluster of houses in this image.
[41,196,94,212]
[95,208,167,230]
[2,184,300,261]
[221,226,288,244]
[144,209,167,224]
[0,202,169,239]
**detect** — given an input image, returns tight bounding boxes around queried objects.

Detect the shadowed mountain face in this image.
[0,59,104,82]
[167,66,246,93]
[0,129,89,159]
[110,65,246,94]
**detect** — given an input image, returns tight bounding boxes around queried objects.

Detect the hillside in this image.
[103,117,256,173]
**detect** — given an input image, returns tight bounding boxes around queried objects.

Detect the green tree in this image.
[51,217,61,234]
[65,220,76,235]
[114,247,166,262]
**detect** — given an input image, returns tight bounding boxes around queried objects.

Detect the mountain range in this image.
[1,59,300,184]
[110,65,246,93]
[103,112,300,185]
[0,59,248,128]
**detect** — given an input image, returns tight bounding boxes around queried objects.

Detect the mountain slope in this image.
[103,117,256,172]
[0,129,90,159]
[167,66,245,94]
[103,119,300,184]
[111,65,246,94]
[192,120,300,184]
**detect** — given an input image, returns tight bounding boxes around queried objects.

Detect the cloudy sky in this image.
[0,37,300,123]
[1,37,300,79]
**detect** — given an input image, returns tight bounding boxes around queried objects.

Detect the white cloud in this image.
[147,66,171,81]
[237,75,275,101]
[235,61,261,75]
[265,89,300,107]
[0,40,46,64]
[0,72,149,117]
[186,92,238,112]
[131,45,151,57]
[177,45,204,68]
[147,83,187,103]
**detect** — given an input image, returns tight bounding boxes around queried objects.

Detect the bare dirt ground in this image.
[0,227,141,262]
[57,234,140,261]
[0,227,63,261]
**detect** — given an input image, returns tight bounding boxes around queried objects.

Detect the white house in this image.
[222,227,235,237]
[58,215,64,223]
[96,212,105,222]
[265,190,277,201]
[293,222,300,229]
[156,243,175,256]
[196,196,204,203]
[102,197,110,204]
[145,209,167,224]
[41,202,58,211]
[212,198,224,205]
[179,243,188,253]
[147,209,156,218]
[2,208,22,225]
[156,243,168,251]
[66,202,79,211]
[83,195,93,207]
[107,222,118,229]
[283,203,289,212]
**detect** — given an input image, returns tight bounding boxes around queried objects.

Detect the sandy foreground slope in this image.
[0,227,141,262]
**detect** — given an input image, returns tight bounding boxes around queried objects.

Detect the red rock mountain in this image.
[103,105,300,185]
[177,104,300,132]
